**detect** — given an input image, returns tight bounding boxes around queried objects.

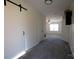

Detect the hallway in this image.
[19,39,73,59]
[4,0,74,59]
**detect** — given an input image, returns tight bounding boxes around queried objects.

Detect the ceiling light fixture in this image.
[45,0,53,5]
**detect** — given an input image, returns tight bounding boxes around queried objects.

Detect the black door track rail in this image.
[4,0,27,12]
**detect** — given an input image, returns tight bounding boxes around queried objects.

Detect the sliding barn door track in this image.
[4,0,27,12]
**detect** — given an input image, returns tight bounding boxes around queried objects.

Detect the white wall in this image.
[62,1,74,55]
[62,16,70,42]
[5,1,45,59]
[69,24,74,55]
[68,2,74,55]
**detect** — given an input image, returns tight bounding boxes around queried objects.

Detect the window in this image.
[46,16,62,33]
[49,24,59,31]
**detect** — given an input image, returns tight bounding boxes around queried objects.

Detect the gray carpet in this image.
[19,39,73,59]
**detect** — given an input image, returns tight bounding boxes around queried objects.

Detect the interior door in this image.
[4,2,25,59]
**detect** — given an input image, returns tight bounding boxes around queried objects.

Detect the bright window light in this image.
[49,24,59,31]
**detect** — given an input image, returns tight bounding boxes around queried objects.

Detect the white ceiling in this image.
[24,0,73,16]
